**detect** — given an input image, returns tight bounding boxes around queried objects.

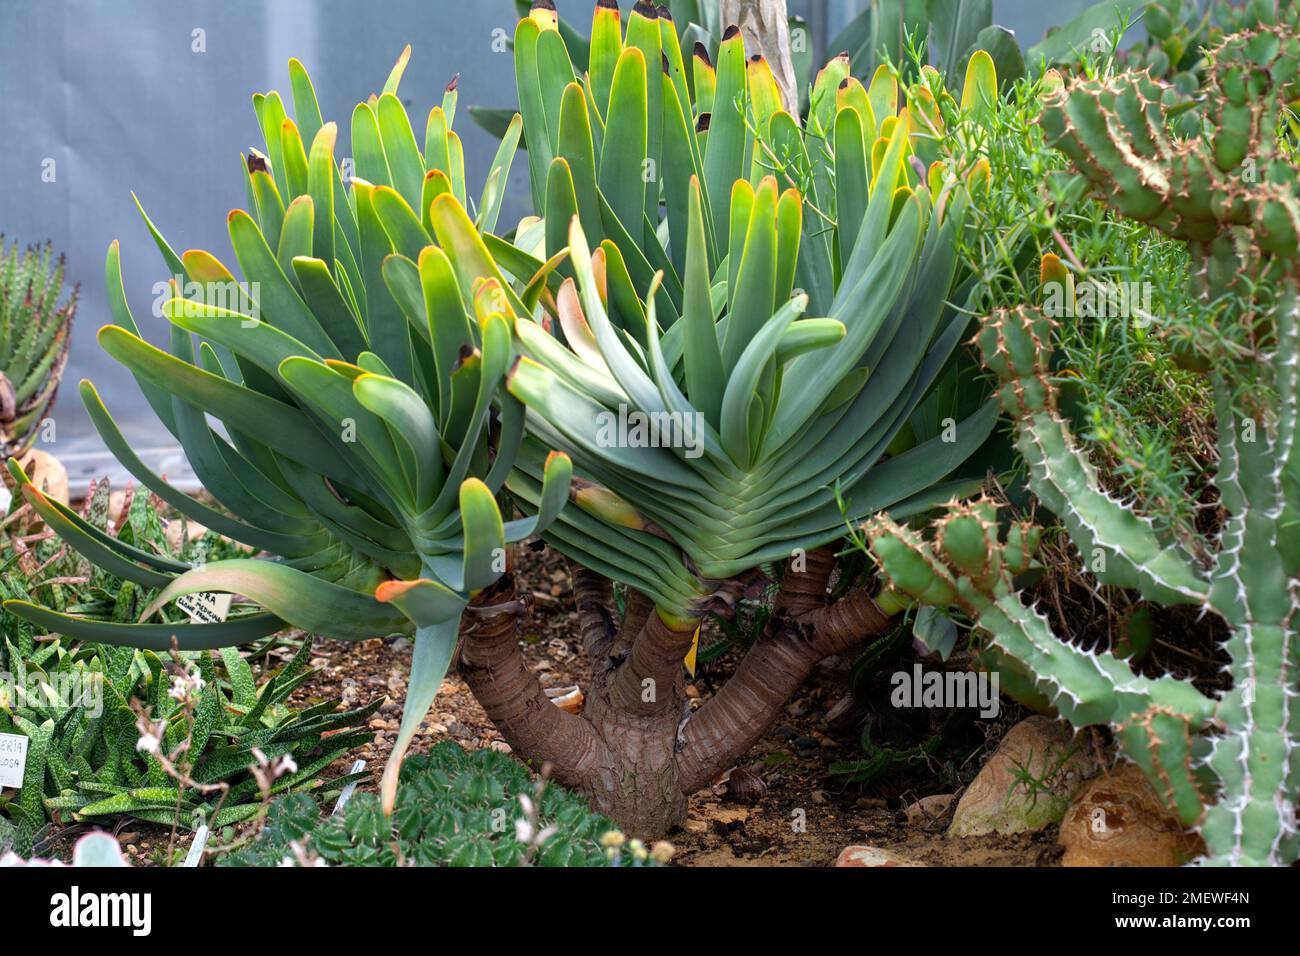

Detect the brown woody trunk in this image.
[458,553,891,839]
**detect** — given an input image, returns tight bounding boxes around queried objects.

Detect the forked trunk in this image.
[457,552,891,839]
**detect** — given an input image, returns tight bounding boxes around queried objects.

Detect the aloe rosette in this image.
[504,2,1001,622]
[0,240,76,460]
[3,51,571,807]
[432,4,1004,836]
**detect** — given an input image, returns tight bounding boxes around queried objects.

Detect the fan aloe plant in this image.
[0,240,76,461]
[436,3,1003,837]
[868,25,1300,865]
[3,49,572,811]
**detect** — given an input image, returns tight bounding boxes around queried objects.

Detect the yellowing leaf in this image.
[683,624,701,677]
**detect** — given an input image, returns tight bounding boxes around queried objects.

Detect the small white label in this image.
[184,825,210,867]
[332,760,368,816]
[0,733,29,789]
[175,592,232,624]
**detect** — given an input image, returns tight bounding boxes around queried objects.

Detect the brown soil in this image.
[265,543,1058,867]
[37,540,1074,867]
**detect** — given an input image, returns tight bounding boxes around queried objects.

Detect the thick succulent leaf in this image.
[306,122,338,273]
[277,356,413,511]
[137,559,408,641]
[927,0,993,78]
[374,578,466,628]
[458,479,506,594]
[702,28,747,254]
[380,618,460,814]
[227,209,341,359]
[478,112,523,234]
[292,255,369,359]
[428,194,528,318]
[720,293,807,467]
[354,372,444,510]
[79,380,328,556]
[0,601,285,651]
[599,46,649,239]
[8,460,177,589]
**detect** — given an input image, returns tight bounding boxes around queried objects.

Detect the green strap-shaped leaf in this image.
[428,193,528,318]
[419,246,475,417]
[2,600,285,651]
[720,294,807,467]
[680,177,725,427]
[97,325,352,483]
[8,463,175,588]
[276,195,315,287]
[589,0,623,116]
[459,479,506,594]
[80,379,329,556]
[292,255,369,359]
[478,112,522,235]
[723,177,779,372]
[599,47,649,240]
[277,356,414,512]
[137,559,409,641]
[287,57,325,146]
[515,18,555,213]
[370,184,433,262]
[307,122,338,275]
[835,108,870,274]
[545,159,581,264]
[351,103,392,188]
[352,180,413,384]
[227,209,340,358]
[556,83,603,242]
[105,241,179,436]
[376,93,426,211]
[379,617,460,814]
[280,118,310,199]
[624,3,663,232]
[702,29,747,254]
[353,372,444,510]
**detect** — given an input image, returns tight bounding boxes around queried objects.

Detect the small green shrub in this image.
[222,742,667,867]
[0,481,375,855]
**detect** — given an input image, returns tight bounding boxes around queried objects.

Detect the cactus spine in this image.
[868,28,1300,866]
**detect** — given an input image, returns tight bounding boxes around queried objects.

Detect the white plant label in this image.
[184,825,210,867]
[175,591,232,624]
[0,733,29,790]
[332,759,368,816]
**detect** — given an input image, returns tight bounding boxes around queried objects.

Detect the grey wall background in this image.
[0,0,1100,491]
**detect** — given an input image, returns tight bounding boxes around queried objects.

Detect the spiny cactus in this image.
[0,240,76,460]
[1039,25,1300,302]
[869,28,1300,866]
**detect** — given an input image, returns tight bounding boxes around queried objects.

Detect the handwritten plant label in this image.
[0,733,29,789]
[175,591,232,624]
